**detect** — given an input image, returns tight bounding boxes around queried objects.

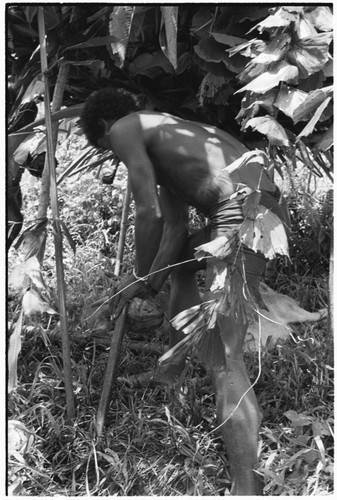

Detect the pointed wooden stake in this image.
[96,306,127,436]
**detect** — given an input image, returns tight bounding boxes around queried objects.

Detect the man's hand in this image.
[113,273,149,319]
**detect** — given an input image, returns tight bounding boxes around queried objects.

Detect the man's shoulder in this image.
[112,111,166,132]
[109,113,143,143]
[112,111,180,145]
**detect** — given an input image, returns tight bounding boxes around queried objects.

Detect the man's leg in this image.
[210,315,263,495]
[169,230,263,494]
[153,227,209,384]
[169,226,209,347]
[200,245,263,495]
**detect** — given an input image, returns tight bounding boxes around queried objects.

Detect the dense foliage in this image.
[8,5,333,161]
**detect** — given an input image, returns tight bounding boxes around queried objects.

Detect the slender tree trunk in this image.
[114,180,131,276]
[38,8,74,421]
[37,62,68,221]
[329,236,334,336]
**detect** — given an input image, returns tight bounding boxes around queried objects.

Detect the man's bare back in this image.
[99,111,275,214]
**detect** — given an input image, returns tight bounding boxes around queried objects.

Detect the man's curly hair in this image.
[81,87,140,148]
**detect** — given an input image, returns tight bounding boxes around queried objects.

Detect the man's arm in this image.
[147,187,189,292]
[109,118,188,294]
[110,121,164,278]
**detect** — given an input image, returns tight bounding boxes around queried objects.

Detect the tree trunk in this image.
[37,61,68,221]
[329,235,334,336]
[114,180,131,276]
[38,8,74,421]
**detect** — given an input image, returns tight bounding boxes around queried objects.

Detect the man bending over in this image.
[81,87,290,495]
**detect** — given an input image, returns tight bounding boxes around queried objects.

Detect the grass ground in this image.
[7,136,334,495]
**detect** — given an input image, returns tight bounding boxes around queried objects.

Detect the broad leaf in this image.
[65,35,119,51]
[159,6,178,70]
[25,260,49,294]
[9,256,43,291]
[108,6,135,68]
[237,60,268,85]
[20,75,44,104]
[21,226,47,262]
[8,104,84,155]
[237,60,298,94]
[274,87,308,120]
[193,52,233,77]
[236,90,278,124]
[228,38,266,58]
[306,6,333,32]
[13,131,46,164]
[245,116,290,147]
[287,32,333,79]
[250,8,298,33]
[176,51,192,74]
[8,419,35,455]
[9,260,34,291]
[10,255,50,297]
[239,206,289,259]
[293,85,333,123]
[189,8,213,40]
[128,51,175,78]
[242,190,262,219]
[235,6,271,23]
[297,97,332,139]
[211,32,247,47]
[323,56,333,78]
[194,231,238,261]
[294,16,318,39]
[315,126,333,152]
[252,33,291,65]
[194,36,228,63]
[22,289,57,316]
[226,150,276,192]
[221,52,248,74]
[210,261,229,293]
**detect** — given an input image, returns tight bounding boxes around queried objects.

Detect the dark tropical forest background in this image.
[7,4,333,496]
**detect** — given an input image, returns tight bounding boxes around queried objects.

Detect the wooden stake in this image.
[96,306,127,436]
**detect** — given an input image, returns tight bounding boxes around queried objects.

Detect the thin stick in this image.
[96,305,127,436]
[38,7,74,421]
[114,180,131,276]
[328,236,334,340]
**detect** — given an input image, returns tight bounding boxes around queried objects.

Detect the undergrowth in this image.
[7,136,334,495]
